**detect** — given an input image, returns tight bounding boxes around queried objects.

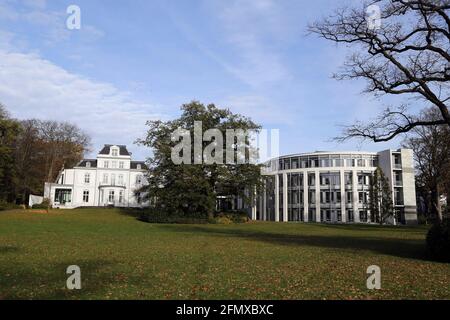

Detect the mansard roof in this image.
[78,159,98,168]
[131,161,148,170]
[98,144,131,156]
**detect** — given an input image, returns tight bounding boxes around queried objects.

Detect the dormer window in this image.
[86,161,91,168]
[112,148,119,157]
[137,164,141,170]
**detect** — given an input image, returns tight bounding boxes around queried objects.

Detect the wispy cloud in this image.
[223,95,294,125]
[0,50,165,158]
[0,1,104,45]
[212,0,292,87]
[164,0,292,88]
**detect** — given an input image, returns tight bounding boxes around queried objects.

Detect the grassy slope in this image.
[0,208,449,300]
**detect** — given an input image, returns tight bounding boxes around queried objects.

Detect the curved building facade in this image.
[254,149,417,225]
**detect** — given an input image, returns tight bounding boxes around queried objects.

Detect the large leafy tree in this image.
[0,104,91,204]
[309,0,450,142]
[0,105,20,202]
[137,101,263,218]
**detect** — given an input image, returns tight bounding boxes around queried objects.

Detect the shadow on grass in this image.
[0,246,20,254]
[154,224,430,262]
[117,207,145,218]
[315,223,429,234]
[0,259,116,300]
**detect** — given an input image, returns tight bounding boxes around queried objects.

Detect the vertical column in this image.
[283,173,288,222]
[263,179,267,221]
[275,174,280,222]
[340,170,346,223]
[251,187,257,220]
[258,187,263,221]
[315,170,321,222]
[352,170,360,223]
[303,173,309,222]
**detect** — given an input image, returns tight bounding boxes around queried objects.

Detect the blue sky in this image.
[0,0,403,160]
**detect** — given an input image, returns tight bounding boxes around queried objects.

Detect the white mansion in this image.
[44,145,148,209]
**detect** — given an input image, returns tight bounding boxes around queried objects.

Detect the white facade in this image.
[45,145,148,209]
[253,149,417,225]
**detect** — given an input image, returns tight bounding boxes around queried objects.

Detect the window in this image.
[84,173,90,184]
[345,172,352,185]
[393,154,402,168]
[83,190,89,203]
[103,173,108,184]
[137,164,142,170]
[395,189,404,205]
[309,157,319,168]
[119,161,124,169]
[360,210,368,222]
[309,190,316,204]
[136,192,142,204]
[358,174,370,185]
[292,190,299,204]
[112,161,117,169]
[358,174,364,185]
[347,209,354,222]
[118,174,124,185]
[111,174,116,186]
[86,161,91,168]
[320,174,330,186]
[136,175,142,185]
[334,159,344,167]
[119,190,124,203]
[290,174,300,187]
[359,192,368,204]
[320,191,331,204]
[308,173,315,186]
[108,190,115,202]
[54,189,72,204]
[346,192,353,203]
[320,157,331,167]
[394,172,402,185]
[337,210,342,222]
[112,148,118,157]
[104,161,109,168]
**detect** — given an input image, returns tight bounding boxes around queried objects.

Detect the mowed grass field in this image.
[0,208,449,300]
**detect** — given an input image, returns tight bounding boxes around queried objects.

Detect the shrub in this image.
[138,209,209,224]
[417,214,427,225]
[426,220,450,262]
[32,199,50,210]
[214,211,249,224]
[138,209,249,224]
[0,201,22,211]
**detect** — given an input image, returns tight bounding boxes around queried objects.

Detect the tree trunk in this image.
[431,186,442,223]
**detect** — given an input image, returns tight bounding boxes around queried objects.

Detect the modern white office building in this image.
[253,149,417,225]
[44,144,148,209]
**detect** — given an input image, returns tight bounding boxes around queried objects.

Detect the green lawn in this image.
[0,208,449,300]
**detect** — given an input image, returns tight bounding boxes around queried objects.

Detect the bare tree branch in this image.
[309,0,450,141]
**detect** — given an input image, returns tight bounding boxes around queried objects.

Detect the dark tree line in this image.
[0,104,90,205]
